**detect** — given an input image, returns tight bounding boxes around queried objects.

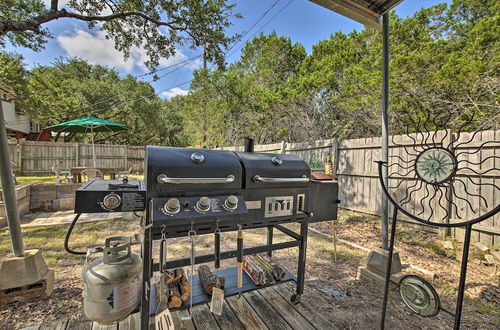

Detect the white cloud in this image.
[161,87,189,98]
[43,0,69,8]
[57,29,188,72]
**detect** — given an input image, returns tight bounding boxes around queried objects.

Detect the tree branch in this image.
[0,9,183,36]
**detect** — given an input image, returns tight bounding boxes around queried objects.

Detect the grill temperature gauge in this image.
[103,193,121,210]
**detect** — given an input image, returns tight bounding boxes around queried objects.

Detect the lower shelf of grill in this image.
[149,266,296,314]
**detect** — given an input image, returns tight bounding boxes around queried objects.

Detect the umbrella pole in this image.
[91,126,96,167]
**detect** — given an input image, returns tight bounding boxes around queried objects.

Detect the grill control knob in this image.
[164,198,180,214]
[196,197,211,212]
[224,195,238,210]
[103,193,121,210]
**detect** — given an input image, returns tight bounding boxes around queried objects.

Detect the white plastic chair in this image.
[117,167,133,179]
[80,168,103,181]
[51,165,73,185]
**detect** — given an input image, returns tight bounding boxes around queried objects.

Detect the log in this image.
[176,268,191,301]
[166,270,182,308]
[198,265,225,295]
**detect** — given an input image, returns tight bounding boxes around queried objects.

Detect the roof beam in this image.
[308,0,382,31]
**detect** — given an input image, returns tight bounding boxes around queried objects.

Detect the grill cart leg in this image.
[267,225,274,257]
[140,206,152,329]
[292,222,308,304]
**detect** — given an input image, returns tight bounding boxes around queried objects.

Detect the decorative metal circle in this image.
[190,152,205,164]
[415,148,456,184]
[399,275,440,317]
[271,156,283,166]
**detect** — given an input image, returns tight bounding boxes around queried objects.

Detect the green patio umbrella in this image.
[46,116,127,167]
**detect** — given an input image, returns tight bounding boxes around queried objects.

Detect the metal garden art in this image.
[378,110,499,329]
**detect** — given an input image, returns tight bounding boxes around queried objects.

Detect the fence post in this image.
[18,141,23,176]
[440,129,454,238]
[123,146,128,169]
[332,137,340,176]
[280,141,287,154]
[75,144,79,167]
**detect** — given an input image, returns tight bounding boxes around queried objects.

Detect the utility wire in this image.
[87,0,284,114]
[49,0,292,118]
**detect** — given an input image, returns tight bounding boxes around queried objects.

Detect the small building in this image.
[1,87,49,141]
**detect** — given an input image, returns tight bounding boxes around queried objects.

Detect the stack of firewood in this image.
[158,268,191,308]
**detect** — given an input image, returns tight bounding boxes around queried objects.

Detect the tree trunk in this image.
[198,265,225,295]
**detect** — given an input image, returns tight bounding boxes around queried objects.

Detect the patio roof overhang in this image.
[308,0,404,30]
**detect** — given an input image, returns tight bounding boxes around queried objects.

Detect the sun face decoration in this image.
[415,148,457,184]
[387,111,499,223]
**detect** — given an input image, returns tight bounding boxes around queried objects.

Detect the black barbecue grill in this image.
[71,140,339,329]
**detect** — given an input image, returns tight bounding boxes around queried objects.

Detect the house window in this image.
[31,123,41,133]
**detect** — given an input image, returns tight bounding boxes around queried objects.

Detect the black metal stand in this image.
[376,161,500,330]
[380,207,398,329]
[139,220,309,328]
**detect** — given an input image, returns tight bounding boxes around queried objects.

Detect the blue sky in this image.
[6,0,449,98]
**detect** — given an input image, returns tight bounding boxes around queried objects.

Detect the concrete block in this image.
[18,196,30,217]
[30,200,53,212]
[363,247,403,276]
[357,266,406,289]
[55,183,81,198]
[0,269,54,307]
[0,217,6,228]
[357,247,405,289]
[52,198,75,211]
[30,184,57,200]
[0,250,49,290]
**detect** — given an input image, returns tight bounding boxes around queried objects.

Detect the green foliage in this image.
[0,50,30,104]
[26,58,187,145]
[177,0,498,146]
[2,0,497,147]
[0,0,240,70]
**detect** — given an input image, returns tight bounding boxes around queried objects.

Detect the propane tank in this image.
[82,236,142,325]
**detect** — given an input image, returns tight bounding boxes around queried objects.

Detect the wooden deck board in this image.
[25,283,328,330]
[38,319,68,330]
[171,309,196,330]
[66,319,92,330]
[258,287,316,330]
[243,290,292,330]
[209,300,245,330]
[191,304,221,330]
[271,283,334,330]
[226,295,269,330]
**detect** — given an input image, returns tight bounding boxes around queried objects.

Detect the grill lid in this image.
[146,146,243,192]
[236,152,310,188]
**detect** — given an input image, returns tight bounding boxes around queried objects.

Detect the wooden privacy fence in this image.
[7,141,145,175]
[220,129,500,246]
[7,130,499,244]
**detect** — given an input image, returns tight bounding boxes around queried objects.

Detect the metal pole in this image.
[91,126,96,167]
[0,100,25,256]
[454,224,472,330]
[380,207,398,329]
[381,13,390,250]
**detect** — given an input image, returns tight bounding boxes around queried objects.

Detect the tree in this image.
[0,0,240,70]
[0,51,29,103]
[27,58,185,145]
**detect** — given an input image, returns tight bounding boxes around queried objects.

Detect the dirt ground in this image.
[0,210,498,329]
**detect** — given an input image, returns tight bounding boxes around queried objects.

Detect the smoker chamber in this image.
[146,146,336,237]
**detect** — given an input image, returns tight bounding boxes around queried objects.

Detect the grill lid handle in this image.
[253,175,310,183]
[157,174,235,184]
